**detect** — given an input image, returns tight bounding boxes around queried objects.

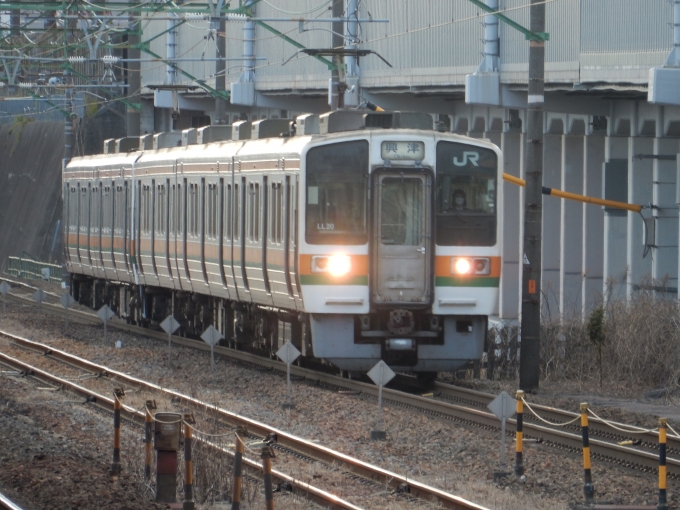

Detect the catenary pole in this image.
[214,8,227,125]
[519,0,545,391]
[330,0,343,110]
[126,7,141,137]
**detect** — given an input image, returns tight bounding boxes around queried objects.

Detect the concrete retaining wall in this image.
[0,121,64,271]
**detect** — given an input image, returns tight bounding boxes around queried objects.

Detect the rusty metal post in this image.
[658,418,668,510]
[154,412,182,503]
[580,403,594,503]
[232,425,247,510]
[111,388,124,476]
[144,400,155,480]
[183,414,195,510]
[514,390,525,476]
[261,446,275,510]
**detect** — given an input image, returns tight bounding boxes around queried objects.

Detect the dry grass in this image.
[490,283,680,391]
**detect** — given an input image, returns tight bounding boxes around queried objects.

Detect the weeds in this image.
[490,280,680,391]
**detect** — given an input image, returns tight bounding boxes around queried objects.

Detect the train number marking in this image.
[317,223,335,230]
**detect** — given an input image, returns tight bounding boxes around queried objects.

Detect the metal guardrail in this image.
[6,257,62,284]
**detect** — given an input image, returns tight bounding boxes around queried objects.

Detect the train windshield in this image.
[305,140,369,245]
[435,141,497,246]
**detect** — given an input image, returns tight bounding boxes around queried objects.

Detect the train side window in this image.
[248,181,260,242]
[177,183,184,235]
[141,184,152,235]
[207,183,218,239]
[188,183,198,237]
[271,181,283,244]
[156,184,166,234]
[225,184,232,240]
[254,182,260,241]
[234,183,240,240]
[169,185,175,234]
[291,179,297,244]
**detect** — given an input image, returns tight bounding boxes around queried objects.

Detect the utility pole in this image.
[126,9,141,137]
[330,0,343,110]
[519,0,546,391]
[214,13,227,125]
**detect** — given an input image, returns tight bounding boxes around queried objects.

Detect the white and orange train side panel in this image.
[63,152,141,285]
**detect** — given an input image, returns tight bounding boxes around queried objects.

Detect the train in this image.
[63,110,503,378]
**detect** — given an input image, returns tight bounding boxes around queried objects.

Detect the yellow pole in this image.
[658,418,668,510]
[580,403,594,503]
[514,390,524,476]
[503,173,643,213]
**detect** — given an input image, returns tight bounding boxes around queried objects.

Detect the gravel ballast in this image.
[0,280,677,509]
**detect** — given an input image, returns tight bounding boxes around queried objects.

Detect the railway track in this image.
[0,329,488,510]
[2,276,678,479]
[0,492,22,510]
[432,381,680,457]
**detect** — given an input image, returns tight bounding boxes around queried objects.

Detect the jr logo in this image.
[453,151,480,167]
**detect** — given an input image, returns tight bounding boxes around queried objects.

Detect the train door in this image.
[371,171,433,305]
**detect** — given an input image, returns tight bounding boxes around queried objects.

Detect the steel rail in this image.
[0,352,364,510]
[432,381,680,455]
[0,492,23,510]
[2,285,676,476]
[0,332,488,510]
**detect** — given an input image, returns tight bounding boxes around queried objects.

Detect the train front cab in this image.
[299,131,502,374]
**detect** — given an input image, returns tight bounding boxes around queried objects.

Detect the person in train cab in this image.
[452,189,467,211]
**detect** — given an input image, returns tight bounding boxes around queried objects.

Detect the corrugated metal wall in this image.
[581,0,672,54]
[250,0,330,88]
[359,1,481,72]
[135,1,676,92]
[141,17,221,89]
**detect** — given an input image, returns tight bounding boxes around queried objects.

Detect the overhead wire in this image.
[2,0,564,96]
[261,0,332,15]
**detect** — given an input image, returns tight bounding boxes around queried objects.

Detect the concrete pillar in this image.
[542,133,562,319]
[560,134,584,318]
[603,136,629,301]
[654,136,680,291]
[582,134,605,314]
[627,137,654,298]
[500,131,524,321]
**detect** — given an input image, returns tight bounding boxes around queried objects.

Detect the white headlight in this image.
[453,258,471,274]
[451,257,491,275]
[312,254,352,277]
[327,255,351,277]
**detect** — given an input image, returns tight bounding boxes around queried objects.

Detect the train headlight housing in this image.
[451,257,491,275]
[312,254,352,277]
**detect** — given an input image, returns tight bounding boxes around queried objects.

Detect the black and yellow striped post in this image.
[580,403,594,503]
[261,446,275,510]
[111,388,125,476]
[144,400,155,481]
[658,418,668,510]
[183,414,195,510]
[514,390,525,477]
[232,425,247,510]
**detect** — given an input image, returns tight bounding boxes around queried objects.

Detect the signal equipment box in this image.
[154,412,182,451]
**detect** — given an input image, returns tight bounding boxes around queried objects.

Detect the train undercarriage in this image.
[71,274,487,378]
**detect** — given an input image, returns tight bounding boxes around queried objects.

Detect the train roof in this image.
[65,111,500,174]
